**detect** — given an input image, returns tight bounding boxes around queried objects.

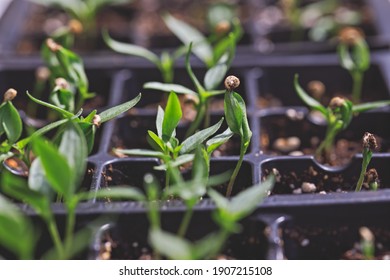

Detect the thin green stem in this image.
[351,70,363,103]
[203,101,210,129]
[356,149,371,192]
[226,141,246,197]
[185,102,206,138]
[47,217,65,259]
[64,207,76,258]
[315,121,341,160]
[178,207,193,237]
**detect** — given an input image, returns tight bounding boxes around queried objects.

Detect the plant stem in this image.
[47,217,65,259]
[64,207,76,258]
[177,207,193,237]
[315,122,340,160]
[351,70,363,103]
[356,148,371,192]
[186,102,206,138]
[226,140,246,197]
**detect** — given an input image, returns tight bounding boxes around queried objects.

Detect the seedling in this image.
[223,76,252,197]
[145,169,275,260]
[359,227,375,260]
[29,0,132,41]
[337,27,370,103]
[356,132,378,192]
[144,43,235,137]
[41,38,95,113]
[294,74,390,161]
[0,90,142,259]
[114,91,231,189]
[103,29,182,83]
[163,10,242,69]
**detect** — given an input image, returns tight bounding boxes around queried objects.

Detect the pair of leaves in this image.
[163,13,241,68]
[24,91,141,153]
[208,174,275,231]
[338,39,370,73]
[224,90,252,147]
[294,74,390,122]
[149,229,226,260]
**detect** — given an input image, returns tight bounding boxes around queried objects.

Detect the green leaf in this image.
[0,194,35,260]
[224,91,243,135]
[192,231,226,260]
[102,29,161,66]
[352,100,390,113]
[77,187,145,202]
[294,74,328,116]
[180,118,224,154]
[2,171,51,220]
[78,122,96,155]
[83,110,97,123]
[162,91,182,142]
[209,175,275,222]
[156,106,164,138]
[228,175,274,219]
[28,158,55,200]
[154,154,194,171]
[16,118,75,150]
[163,13,213,66]
[143,82,197,96]
[2,102,22,143]
[26,91,74,118]
[149,229,192,260]
[354,39,370,71]
[32,136,73,200]
[204,63,228,91]
[58,121,88,193]
[337,44,355,71]
[147,130,165,152]
[99,93,141,123]
[114,148,166,159]
[206,128,234,154]
[192,146,209,183]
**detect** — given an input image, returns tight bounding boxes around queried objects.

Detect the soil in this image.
[95,219,268,260]
[260,111,389,167]
[283,225,390,260]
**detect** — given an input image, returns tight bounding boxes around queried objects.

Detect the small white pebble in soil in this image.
[289,184,295,189]
[301,182,317,193]
[336,188,342,193]
[293,188,302,194]
[132,242,139,248]
[319,191,327,195]
[286,109,304,120]
[300,239,310,247]
[273,137,301,153]
[308,110,327,125]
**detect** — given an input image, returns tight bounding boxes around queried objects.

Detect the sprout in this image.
[356,132,377,192]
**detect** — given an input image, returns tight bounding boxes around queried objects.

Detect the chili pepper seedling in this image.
[294,74,390,161]
[355,132,378,192]
[223,76,252,197]
[337,27,370,104]
[114,91,232,189]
